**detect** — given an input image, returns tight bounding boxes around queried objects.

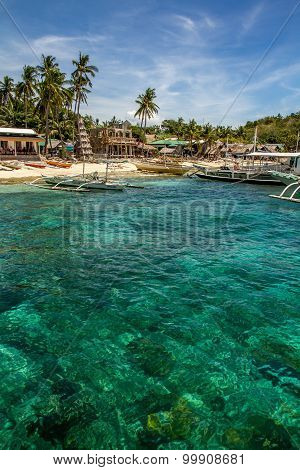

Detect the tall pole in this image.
[253,126,258,152]
[105,161,109,182]
[296,130,300,152]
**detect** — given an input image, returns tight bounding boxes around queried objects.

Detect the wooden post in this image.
[14,140,17,157]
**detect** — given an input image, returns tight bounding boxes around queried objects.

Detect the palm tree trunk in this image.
[76,98,82,160]
[24,92,28,129]
[44,104,50,155]
[142,116,147,155]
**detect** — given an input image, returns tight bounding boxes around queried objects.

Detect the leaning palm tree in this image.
[0,76,15,106]
[16,65,37,128]
[71,52,98,156]
[134,88,159,131]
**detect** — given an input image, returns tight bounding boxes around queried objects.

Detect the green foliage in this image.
[145,112,300,150]
[131,125,146,142]
[0,53,98,154]
[134,88,159,129]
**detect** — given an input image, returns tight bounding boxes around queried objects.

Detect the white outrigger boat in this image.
[25,161,139,192]
[27,172,125,192]
[269,153,300,203]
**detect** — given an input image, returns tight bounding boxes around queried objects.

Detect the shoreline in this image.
[0,160,199,185]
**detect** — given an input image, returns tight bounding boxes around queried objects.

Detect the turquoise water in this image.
[0,178,299,450]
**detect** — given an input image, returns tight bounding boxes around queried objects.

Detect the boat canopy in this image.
[247,152,300,158]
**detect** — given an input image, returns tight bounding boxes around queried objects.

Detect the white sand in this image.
[0,162,138,183]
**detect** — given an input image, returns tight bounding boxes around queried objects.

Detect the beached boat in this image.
[135,162,190,175]
[25,162,47,169]
[46,160,72,168]
[0,161,21,170]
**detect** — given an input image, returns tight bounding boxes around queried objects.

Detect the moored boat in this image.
[135,162,190,175]
[192,165,283,185]
[42,174,125,191]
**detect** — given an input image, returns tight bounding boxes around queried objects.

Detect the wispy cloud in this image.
[242,3,264,32]
[30,34,106,60]
[173,14,196,32]
[203,15,216,29]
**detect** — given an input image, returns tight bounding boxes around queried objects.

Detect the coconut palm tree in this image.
[0,76,15,106]
[71,52,98,156]
[176,117,185,138]
[72,53,98,116]
[36,56,69,154]
[16,65,37,128]
[134,87,159,130]
[185,119,199,156]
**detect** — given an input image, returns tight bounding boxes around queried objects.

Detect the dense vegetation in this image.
[1,54,300,152]
[145,114,300,150]
[0,53,98,154]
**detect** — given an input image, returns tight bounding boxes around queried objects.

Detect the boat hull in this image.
[25,163,47,168]
[269,171,300,186]
[135,163,188,175]
[46,161,72,168]
[195,171,283,185]
[43,177,124,191]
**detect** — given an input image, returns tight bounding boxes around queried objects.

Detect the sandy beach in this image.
[0,159,230,184]
[0,161,140,184]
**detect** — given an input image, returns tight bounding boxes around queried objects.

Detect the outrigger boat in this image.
[191,130,298,185]
[26,160,143,192]
[269,154,300,203]
[192,162,284,185]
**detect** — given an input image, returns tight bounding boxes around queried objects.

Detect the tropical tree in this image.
[134,87,159,130]
[184,119,199,155]
[0,76,15,106]
[36,55,69,154]
[71,52,98,156]
[16,65,37,128]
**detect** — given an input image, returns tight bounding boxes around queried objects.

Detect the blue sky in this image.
[1,0,300,126]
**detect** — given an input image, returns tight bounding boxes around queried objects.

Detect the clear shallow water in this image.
[0,178,299,450]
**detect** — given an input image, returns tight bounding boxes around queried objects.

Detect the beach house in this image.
[0,128,43,161]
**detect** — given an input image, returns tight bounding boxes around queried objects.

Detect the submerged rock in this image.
[127,338,174,377]
[145,398,197,443]
[222,415,294,450]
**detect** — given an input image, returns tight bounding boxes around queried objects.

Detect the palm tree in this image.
[0,76,15,106]
[134,87,159,130]
[71,52,98,156]
[185,119,199,156]
[16,65,37,128]
[36,55,59,77]
[36,56,69,154]
[176,117,185,138]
